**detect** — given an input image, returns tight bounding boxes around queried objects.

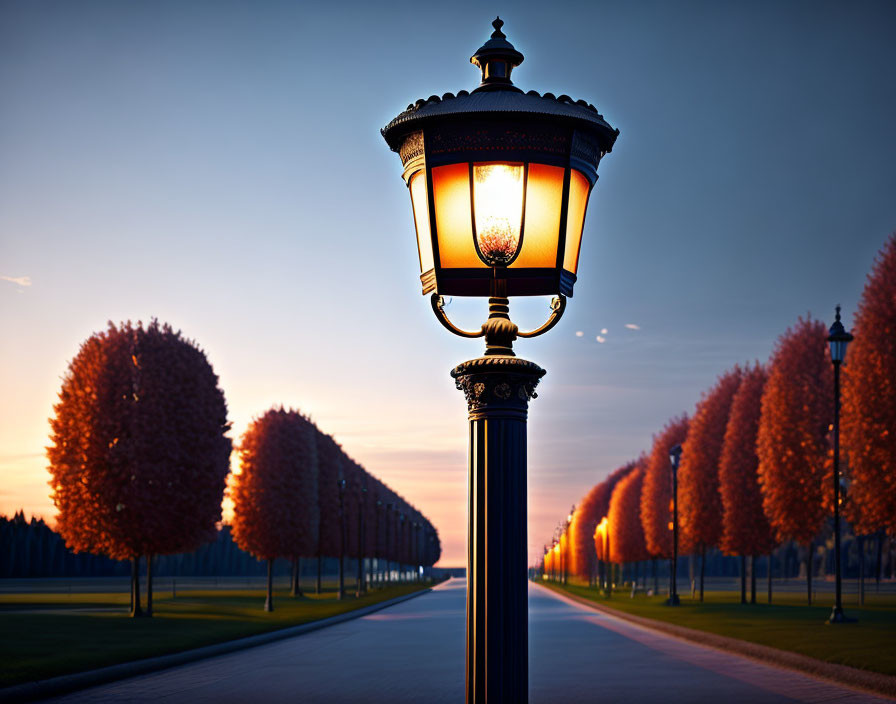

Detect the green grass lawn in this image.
[0,582,430,688]
[542,580,896,677]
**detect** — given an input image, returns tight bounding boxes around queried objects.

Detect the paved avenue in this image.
[46,578,892,703]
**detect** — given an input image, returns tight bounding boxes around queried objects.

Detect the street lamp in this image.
[337,478,346,600]
[827,305,854,625]
[383,18,617,703]
[667,444,682,606]
[565,505,575,585]
[375,499,383,587]
[356,482,367,598]
[594,516,611,597]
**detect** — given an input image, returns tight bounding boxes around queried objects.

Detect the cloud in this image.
[596,335,606,343]
[575,331,584,337]
[1,275,31,287]
[624,323,640,330]
[600,328,608,335]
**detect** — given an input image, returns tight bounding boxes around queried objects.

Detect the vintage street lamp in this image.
[337,478,347,600]
[375,499,383,586]
[383,18,617,703]
[667,444,682,606]
[827,305,854,625]
[356,482,367,598]
[565,506,575,585]
[398,513,406,582]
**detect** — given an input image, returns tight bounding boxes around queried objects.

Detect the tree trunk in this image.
[130,556,142,618]
[767,552,773,604]
[750,554,757,604]
[875,530,884,592]
[316,554,322,594]
[264,558,274,612]
[740,554,747,604]
[806,541,812,606]
[859,534,865,606]
[699,544,706,602]
[291,557,302,597]
[146,554,153,617]
[652,557,658,596]
[689,553,695,597]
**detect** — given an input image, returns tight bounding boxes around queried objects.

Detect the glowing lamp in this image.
[382,18,618,305]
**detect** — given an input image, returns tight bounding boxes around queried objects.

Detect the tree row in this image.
[46,320,439,616]
[542,232,896,605]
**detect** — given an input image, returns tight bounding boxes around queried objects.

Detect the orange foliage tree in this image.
[679,367,743,600]
[48,320,232,617]
[570,464,634,583]
[640,416,690,560]
[843,233,896,536]
[719,363,777,603]
[229,408,319,611]
[757,317,832,605]
[608,464,648,570]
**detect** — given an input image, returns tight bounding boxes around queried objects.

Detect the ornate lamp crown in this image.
[383,18,618,357]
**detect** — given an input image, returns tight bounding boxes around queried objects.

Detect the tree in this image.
[757,317,832,605]
[843,233,896,536]
[315,432,343,594]
[608,464,648,569]
[719,363,777,604]
[640,416,690,560]
[48,320,231,617]
[229,407,319,611]
[570,464,634,583]
[679,367,743,601]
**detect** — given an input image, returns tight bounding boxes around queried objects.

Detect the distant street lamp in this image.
[667,444,682,606]
[337,478,346,600]
[565,506,575,585]
[383,18,617,702]
[827,305,854,625]
[595,517,609,594]
[356,483,367,598]
[375,499,383,587]
[398,513,408,582]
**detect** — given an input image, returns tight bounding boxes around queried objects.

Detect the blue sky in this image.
[1,0,895,564]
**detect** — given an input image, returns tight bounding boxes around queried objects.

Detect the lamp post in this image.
[397,513,407,583]
[565,506,575,585]
[667,444,682,606]
[375,499,382,587]
[383,18,617,703]
[337,478,346,600]
[827,305,854,624]
[356,483,367,598]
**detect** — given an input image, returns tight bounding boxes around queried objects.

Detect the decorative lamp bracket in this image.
[430,293,567,356]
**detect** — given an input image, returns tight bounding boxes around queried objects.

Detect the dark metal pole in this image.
[357,486,366,597]
[375,499,382,588]
[453,355,544,704]
[338,479,346,600]
[668,447,681,606]
[829,359,851,622]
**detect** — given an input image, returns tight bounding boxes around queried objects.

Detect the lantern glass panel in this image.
[472,162,525,266]
[409,170,434,273]
[830,340,847,364]
[432,163,479,268]
[563,169,591,274]
[510,163,564,269]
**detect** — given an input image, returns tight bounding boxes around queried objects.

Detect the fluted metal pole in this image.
[453,356,544,704]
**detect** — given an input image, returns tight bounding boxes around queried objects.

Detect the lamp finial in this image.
[491,17,505,38]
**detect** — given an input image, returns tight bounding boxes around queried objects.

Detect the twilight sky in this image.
[1,0,895,566]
